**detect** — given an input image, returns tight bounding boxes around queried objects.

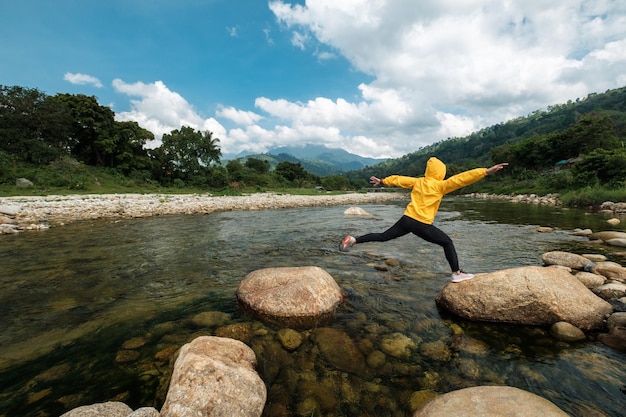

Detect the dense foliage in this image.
[0,85,338,192]
[2,83,626,206]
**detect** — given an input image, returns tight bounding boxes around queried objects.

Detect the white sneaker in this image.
[339,235,356,251]
[451,271,474,283]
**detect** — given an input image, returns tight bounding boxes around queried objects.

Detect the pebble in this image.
[0,192,405,233]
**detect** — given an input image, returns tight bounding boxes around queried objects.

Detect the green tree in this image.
[245,157,270,174]
[157,126,221,185]
[0,150,15,184]
[112,121,154,174]
[226,159,244,181]
[571,148,626,188]
[0,85,71,163]
[55,93,116,166]
[274,161,308,182]
[320,175,352,191]
[207,165,229,189]
[554,113,619,157]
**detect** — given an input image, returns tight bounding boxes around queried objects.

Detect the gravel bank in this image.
[0,192,406,227]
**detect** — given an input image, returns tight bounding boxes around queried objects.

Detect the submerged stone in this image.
[237,266,343,328]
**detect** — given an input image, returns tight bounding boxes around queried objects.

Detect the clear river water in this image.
[0,197,624,417]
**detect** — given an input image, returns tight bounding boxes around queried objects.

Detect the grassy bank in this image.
[559,187,626,209]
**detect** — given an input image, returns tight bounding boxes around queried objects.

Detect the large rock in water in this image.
[541,251,592,270]
[236,266,343,328]
[435,266,612,331]
[413,386,569,417]
[60,402,132,417]
[160,336,266,417]
[589,231,626,241]
[311,327,366,375]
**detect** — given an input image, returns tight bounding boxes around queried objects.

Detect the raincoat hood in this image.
[425,157,446,180]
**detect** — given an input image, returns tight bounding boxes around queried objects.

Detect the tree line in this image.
[0,85,354,191]
[4,83,626,196]
[345,86,626,193]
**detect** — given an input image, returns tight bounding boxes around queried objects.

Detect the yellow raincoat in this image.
[380,157,487,224]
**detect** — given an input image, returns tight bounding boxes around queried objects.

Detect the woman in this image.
[339,157,508,282]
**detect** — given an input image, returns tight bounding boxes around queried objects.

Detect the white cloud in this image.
[227,26,238,37]
[216,106,263,125]
[64,72,103,88]
[109,1,626,160]
[314,50,336,61]
[258,0,626,157]
[291,31,309,49]
[112,79,226,148]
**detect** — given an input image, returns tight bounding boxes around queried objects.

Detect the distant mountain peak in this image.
[224,144,387,177]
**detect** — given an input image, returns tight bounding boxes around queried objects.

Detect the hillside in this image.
[228,144,387,177]
[345,86,626,180]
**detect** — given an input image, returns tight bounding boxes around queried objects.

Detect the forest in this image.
[2,84,626,206]
[0,85,338,193]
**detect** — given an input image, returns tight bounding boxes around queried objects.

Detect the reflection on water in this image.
[0,198,624,416]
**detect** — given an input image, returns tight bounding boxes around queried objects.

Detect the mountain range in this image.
[225,144,388,177]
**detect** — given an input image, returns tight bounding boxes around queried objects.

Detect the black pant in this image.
[355,215,459,272]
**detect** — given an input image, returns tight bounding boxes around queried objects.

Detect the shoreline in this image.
[0,192,407,229]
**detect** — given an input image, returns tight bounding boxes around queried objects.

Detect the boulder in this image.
[0,215,16,224]
[589,231,626,242]
[190,311,231,328]
[541,251,591,270]
[593,282,626,300]
[413,386,569,417]
[60,402,132,417]
[581,254,607,262]
[311,327,366,375]
[607,312,626,332]
[379,332,417,359]
[16,177,34,187]
[600,202,615,211]
[591,263,626,281]
[606,238,626,247]
[236,266,343,328]
[129,408,159,417]
[574,271,606,288]
[435,266,613,331]
[160,336,266,417]
[550,322,586,342]
[601,313,626,351]
[276,328,303,351]
[0,224,20,234]
[598,327,626,353]
[610,297,626,312]
[0,205,20,216]
[615,203,626,213]
[343,206,372,216]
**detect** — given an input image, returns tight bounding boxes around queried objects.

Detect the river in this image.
[0,197,624,416]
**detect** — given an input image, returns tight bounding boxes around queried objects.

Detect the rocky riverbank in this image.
[464,192,562,206]
[0,191,406,234]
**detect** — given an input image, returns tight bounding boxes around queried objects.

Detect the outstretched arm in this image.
[486,163,509,175]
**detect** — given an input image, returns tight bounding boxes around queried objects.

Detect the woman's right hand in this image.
[370,176,382,186]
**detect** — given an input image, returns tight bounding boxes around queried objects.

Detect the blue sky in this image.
[2,1,626,159]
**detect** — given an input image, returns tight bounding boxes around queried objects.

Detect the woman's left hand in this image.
[486,163,509,174]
